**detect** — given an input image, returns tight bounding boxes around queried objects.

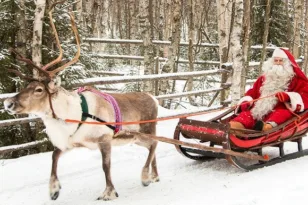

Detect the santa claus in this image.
[230,48,308,131]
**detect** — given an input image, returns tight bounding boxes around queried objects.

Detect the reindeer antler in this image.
[41,0,81,78]
[40,2,65,72]
[7,69,37,81]
[46,12,81,78]
[9,0,81,81]
[9,48,51,79]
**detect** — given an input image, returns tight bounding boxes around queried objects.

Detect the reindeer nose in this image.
[4,99,15,110]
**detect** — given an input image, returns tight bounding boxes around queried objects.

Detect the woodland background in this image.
[1,0,308,157]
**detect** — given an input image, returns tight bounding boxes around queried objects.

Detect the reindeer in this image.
[4,4,159,201]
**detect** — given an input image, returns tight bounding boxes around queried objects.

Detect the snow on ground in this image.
[1,108,308,205]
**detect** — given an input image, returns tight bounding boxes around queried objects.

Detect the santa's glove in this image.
[239,101,250,112]
[275,92,290,102]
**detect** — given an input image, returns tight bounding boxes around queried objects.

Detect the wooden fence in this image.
[0,39,303,155]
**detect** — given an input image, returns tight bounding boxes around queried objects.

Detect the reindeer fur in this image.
[4,81,159,200]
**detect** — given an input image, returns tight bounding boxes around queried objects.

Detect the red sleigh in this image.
[173,108,308,170]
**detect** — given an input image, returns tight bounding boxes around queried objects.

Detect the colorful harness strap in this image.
[77,87,122,133]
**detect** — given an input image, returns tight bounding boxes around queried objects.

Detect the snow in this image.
[1,107,308,205]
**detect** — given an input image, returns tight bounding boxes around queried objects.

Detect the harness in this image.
[45,83,122,134]
[79,93,119,132]
[77,87,122,133]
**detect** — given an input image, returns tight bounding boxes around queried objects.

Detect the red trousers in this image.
[232,108,294,129]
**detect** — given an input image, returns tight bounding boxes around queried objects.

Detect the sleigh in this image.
[173,108,308,171]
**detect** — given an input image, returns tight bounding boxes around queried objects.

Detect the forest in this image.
[0,0,307,157]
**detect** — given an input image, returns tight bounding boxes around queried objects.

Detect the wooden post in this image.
[155,56,159,96]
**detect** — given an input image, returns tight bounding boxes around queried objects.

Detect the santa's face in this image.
[263,57,294,79]
[273,57,284,65]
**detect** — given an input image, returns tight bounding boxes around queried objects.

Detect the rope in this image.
[64,93,289,126]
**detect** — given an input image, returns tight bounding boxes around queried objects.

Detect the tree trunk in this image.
[292,0,302,58]
[303,0,308,74]
[216,0,232,106]
[162,0,181,73]
[163,0,172,58]
[32,0,46,77]
[241,0,251,96]
[139,0,155,93]
[116,0,123,39]
[187,0,196,105]
[16,0,27,55]
[129,0,138,62]
[75,0,83,21]
[160,0,182,105]
[258,0,271,74]
[285,0,292,48]
[230,0,244,104]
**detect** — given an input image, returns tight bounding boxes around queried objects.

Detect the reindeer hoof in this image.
[97,190,119,201]
[142,180,151,186]
[49,178,61,200]
[152,176,160,183]
[51,191,60,200]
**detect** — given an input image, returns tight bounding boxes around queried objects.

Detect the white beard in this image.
[251,58,295,120]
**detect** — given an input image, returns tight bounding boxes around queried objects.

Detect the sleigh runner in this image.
[172,108,308,171]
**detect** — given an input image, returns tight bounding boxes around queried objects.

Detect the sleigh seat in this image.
[173,108,308,170]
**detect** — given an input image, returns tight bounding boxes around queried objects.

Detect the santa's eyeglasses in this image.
[273,59,285,63]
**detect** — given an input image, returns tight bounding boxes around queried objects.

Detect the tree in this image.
[139,0,155,93]
[242,0,251,93]
[259,0,271,74]
[303,0,308,74]
[160,0,182,107]
[229,0,244,103]
[32,0,46,78]
[292,0,303,58]
[216,0,232,105]
[187,0,196,105]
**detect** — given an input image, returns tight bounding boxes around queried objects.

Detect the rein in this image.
[46,87,58,119]
[65,93,304,127]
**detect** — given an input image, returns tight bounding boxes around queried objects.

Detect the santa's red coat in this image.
[233,74,308,129]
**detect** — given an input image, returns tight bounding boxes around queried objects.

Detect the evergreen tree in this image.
[251,0,289,60]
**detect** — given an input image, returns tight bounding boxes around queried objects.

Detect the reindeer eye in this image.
[35,88,43,93]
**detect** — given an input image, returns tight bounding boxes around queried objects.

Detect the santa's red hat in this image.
[272,48,308,81]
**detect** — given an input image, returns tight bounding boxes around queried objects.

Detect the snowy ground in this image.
[1,109,308,205]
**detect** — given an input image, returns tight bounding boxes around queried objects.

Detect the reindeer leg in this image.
[49,148,62,200]
[151,153,160,183]
[140,140,158,186]
[97,142,119,201]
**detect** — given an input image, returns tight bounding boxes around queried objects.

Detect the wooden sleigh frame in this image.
[172,108,308,171]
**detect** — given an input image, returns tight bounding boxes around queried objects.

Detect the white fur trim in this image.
[285,92,304,112]
[235,96,253,114]
[272,48,288,59]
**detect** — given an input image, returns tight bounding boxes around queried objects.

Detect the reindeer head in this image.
[4,2,80,118]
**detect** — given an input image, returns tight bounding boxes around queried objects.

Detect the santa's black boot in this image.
[253,121,264,131]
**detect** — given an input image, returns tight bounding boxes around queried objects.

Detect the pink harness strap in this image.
[77,87,122,132]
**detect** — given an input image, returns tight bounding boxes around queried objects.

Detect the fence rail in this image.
[84,38,288,51]
[0,69,230,155]
[0,105,226,155]
[1,38,304,155]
